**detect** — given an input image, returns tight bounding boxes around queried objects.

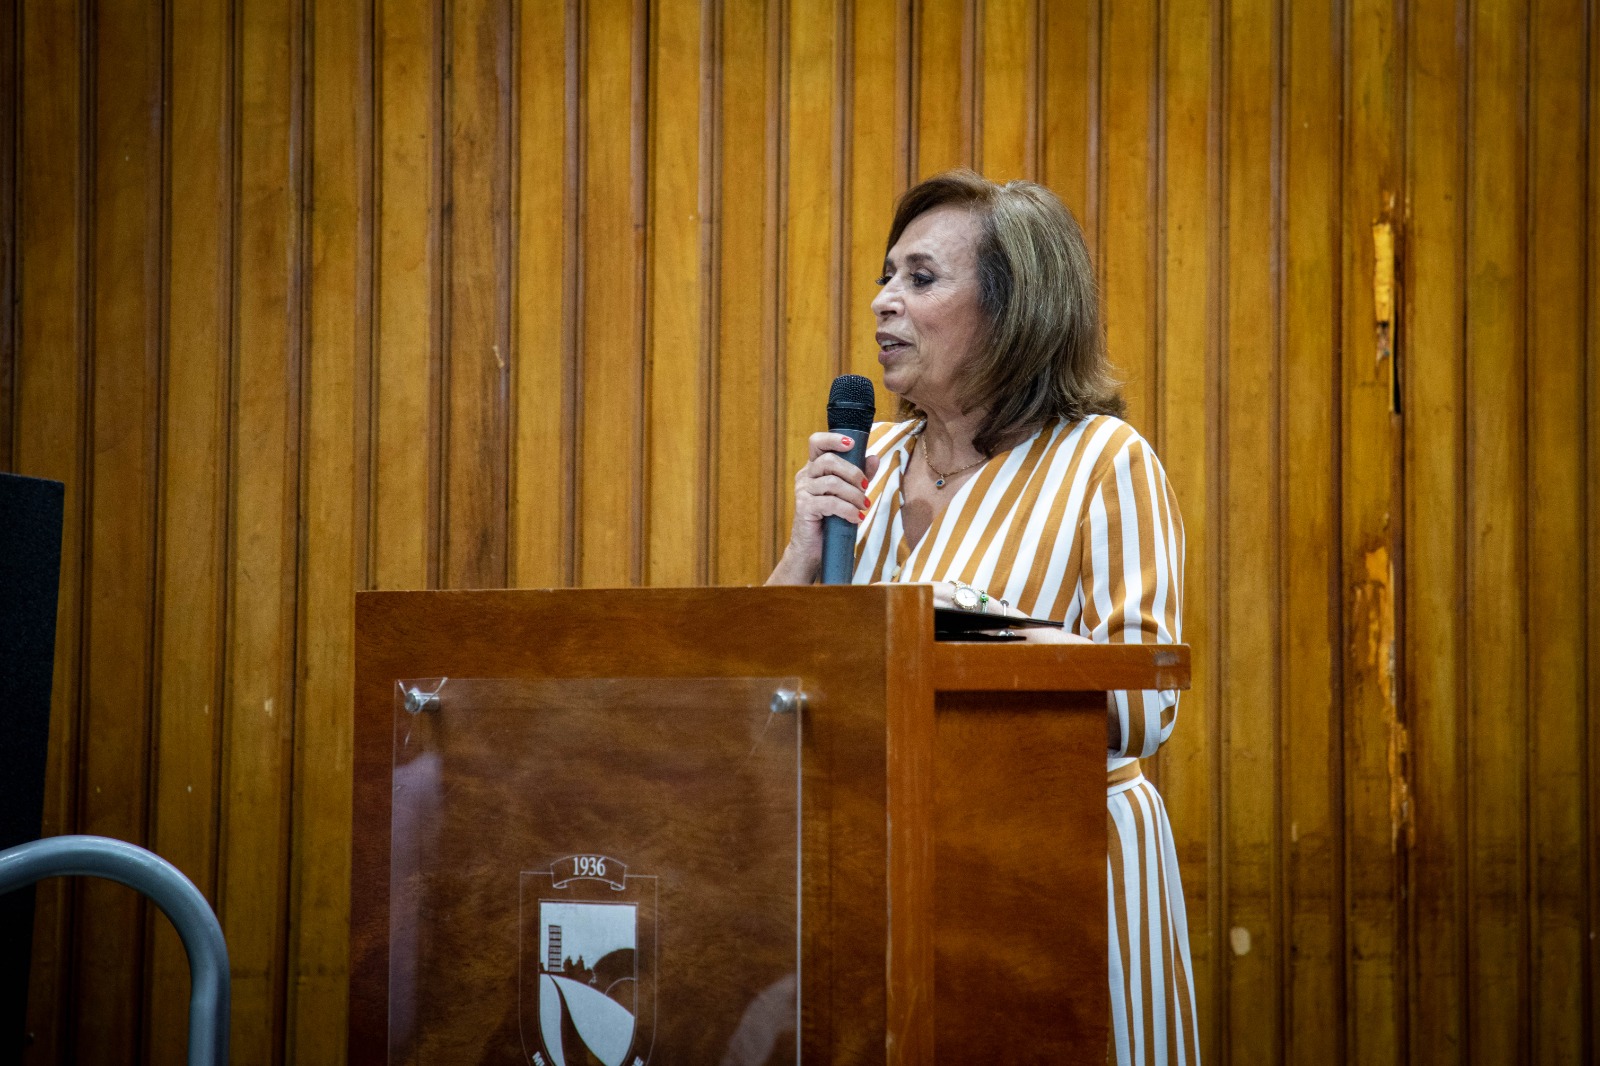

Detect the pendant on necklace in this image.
[934,477,947,489]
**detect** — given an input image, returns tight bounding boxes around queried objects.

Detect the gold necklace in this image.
[917,438,987,489]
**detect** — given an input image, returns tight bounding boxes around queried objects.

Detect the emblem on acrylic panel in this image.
[521,855,657,1066]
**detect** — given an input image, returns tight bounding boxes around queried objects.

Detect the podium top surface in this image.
[355,585,1189,694]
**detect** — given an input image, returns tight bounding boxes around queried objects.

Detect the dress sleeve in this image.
[1073,432,1185,759]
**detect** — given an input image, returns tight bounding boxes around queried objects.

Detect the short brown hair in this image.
[884,169,1124,454]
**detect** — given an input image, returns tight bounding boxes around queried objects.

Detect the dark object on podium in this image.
[933,606,1064,641]
[350,586,1190,1064]
[0,472,66,1061]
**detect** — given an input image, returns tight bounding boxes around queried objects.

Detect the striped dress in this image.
[853,414,1200,1066]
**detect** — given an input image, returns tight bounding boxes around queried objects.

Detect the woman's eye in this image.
[911,273,934,288]
[874,274,891,286]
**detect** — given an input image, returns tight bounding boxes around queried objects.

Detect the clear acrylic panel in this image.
[388,676,802,1066]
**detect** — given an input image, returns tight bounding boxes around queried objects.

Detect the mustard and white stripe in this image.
[855,415,1199,1065]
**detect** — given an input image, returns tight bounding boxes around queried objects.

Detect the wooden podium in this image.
[349,585,1188,1064]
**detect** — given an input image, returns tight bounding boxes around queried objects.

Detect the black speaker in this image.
[0,472,65,1061]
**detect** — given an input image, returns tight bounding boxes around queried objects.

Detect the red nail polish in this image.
[840,436,853,447]
[861,479,869,490]
[858,510,866,520]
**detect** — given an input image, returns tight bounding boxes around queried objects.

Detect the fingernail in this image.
[861,479,869,490]
[840,436,853,447]
[858,510,866,520]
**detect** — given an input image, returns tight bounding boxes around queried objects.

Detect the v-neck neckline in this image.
[895,427,980,553]
[888,419,1045,561]
[889,416,1062,569]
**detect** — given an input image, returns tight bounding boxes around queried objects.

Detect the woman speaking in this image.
[768,170,1198,1066]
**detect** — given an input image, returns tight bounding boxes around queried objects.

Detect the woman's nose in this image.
[871,285,897,318]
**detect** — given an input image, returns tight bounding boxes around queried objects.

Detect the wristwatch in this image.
[950,581,989,613]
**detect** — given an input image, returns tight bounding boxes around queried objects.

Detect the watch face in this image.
[953,585,980,610]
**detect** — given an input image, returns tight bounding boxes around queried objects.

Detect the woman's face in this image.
[871,205,986,416]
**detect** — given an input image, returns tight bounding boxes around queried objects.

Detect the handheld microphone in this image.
[820,374,876,584]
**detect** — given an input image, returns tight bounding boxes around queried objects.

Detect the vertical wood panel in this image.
[1152,0,1216,1059]
[1405,0,1468,1060]
[1341,0,1406,1060]
[645,0,708,585]
[1100,0,1155,438]
[373,0,441,591]
[1282,0,1344,1059]
[1589,19,1600,1046]
[1464,0,1529,1060]
[913,0,969,177]
[222,0,302,1057]
[976,0,1032,181]
[0,1,14,471]
[578,0,645,586]
[15,1,87,1059]
[287,0,369,1056]
[711,0,776,585]
[1525,3,1588,1062]
[780,0,840,555]
[442,0,511,588]
[844,0,905,394]
[1219,0,1281,1056]
[1039,0,1092,219]
[145,0,231,1058]
[511,0,574,588]
[75,0,163,1052]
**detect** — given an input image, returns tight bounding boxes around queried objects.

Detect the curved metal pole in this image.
[0,836,229,1066]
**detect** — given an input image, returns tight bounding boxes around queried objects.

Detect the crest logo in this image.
[521,856,657,1066]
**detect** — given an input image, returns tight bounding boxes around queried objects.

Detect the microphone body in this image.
[820,375,876,585]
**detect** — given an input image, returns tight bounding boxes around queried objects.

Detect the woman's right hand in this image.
[766,431,881,585]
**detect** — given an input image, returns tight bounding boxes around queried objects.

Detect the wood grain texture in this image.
[1281,0,1344,1059]
[0,2,14,472]
[1039,0,1092,218]
[76,0,163,1052]
[1466,0,1531,1060]
[845,0,905,393]
[644,0,709,585]
[373,0,441,591]
[883,592,933,1064]
[442,0,511,589]
[711,0,776,585]
[145,0,232,1057]
[1589,22,1600,1051]
[577,0,645,586]
[511,0,575,588]
[1525,3,1588,1063]
[976,0,1033,181]
[913,0,970,177]
[1405,0,1469,1060]
[287,0,369,1056]
[1220,0,1281,1055]
[1152,0,1217,1057]
[1342,0,1406,1060]
[779,0,840,553]
[933,641,1189,691]
[1099,0,1155,430]
[933,689,1108,1061]
[14,2,88,1060]
[222,0,302,1058]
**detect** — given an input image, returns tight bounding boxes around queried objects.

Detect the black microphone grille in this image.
[828,373,875,408]
[826,374,876,432]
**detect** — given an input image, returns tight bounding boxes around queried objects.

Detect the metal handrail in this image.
[0,835,229,1066]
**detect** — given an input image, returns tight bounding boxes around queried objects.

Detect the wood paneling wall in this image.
[3,0,1596,1062]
